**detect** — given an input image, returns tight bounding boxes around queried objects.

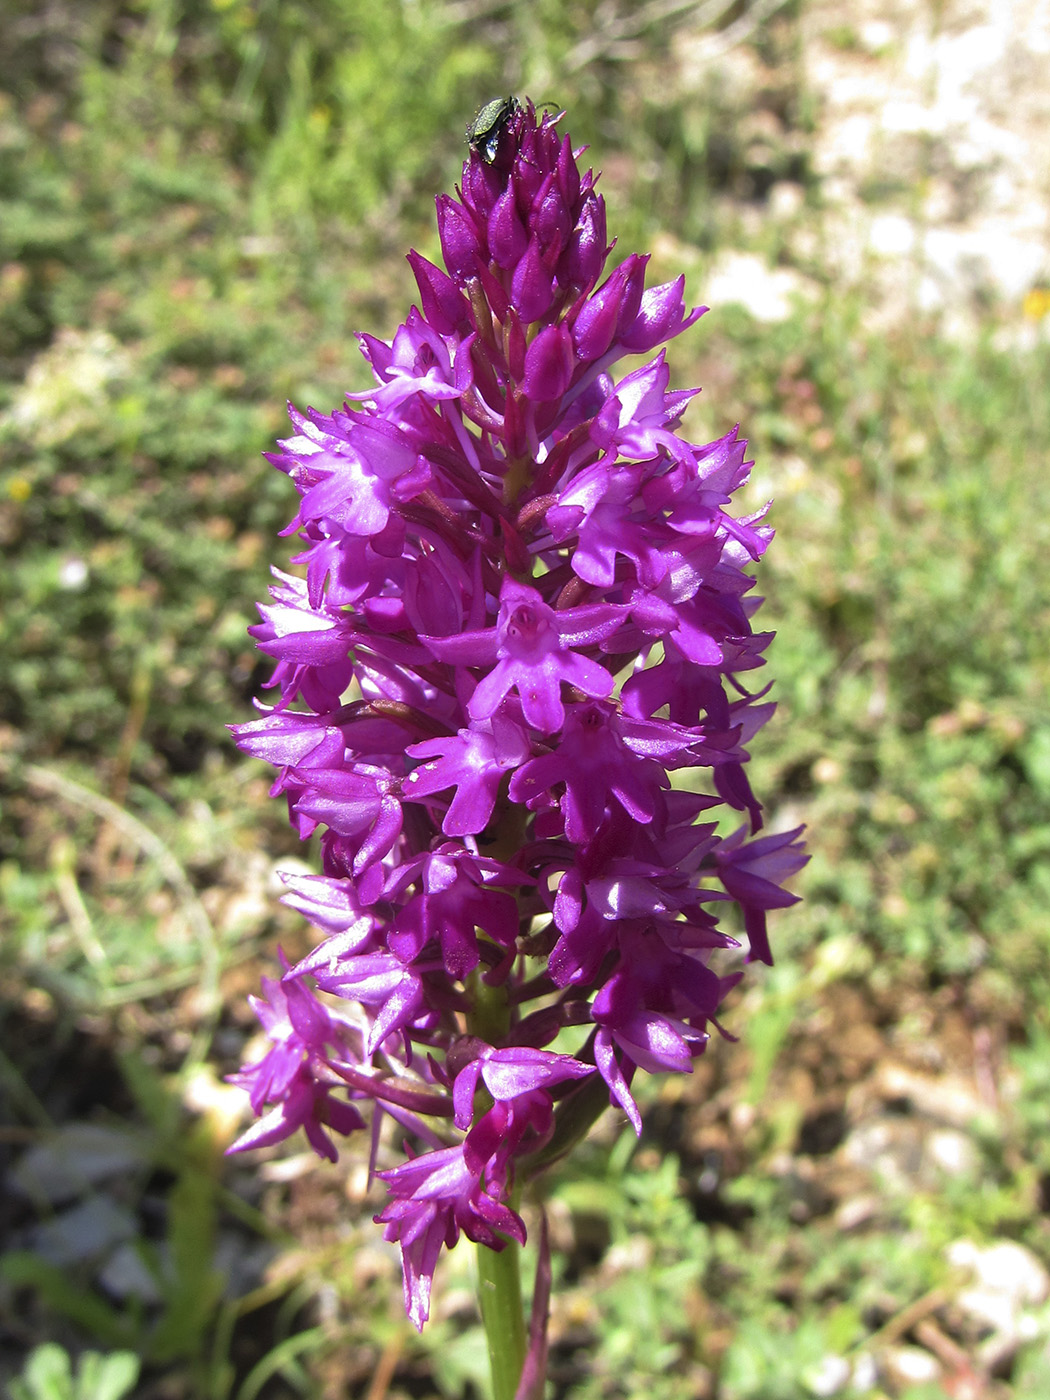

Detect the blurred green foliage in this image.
[10,1344,139,1400]
[722,302,1050,998]
[3,0,1050,1397]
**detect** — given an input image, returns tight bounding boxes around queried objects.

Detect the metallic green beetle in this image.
[466,96,520,164]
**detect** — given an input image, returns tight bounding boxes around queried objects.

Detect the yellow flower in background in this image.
[1023,287,1050,320]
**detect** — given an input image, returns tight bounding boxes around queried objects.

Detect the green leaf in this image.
[72,1352,140,1400]
[0,1255,132,1348]
[8,1346,141,1400]
[234,1327,327,1400]
[10,1344,74,1400]
[147,1136,224,1364]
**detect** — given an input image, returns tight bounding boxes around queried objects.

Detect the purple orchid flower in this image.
[227,963,367,1161]
[228,98,805,1335]
[376,1139,526,1331]
[422,577,623,733]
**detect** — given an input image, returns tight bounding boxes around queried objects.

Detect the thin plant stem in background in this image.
[227,97,806,1397]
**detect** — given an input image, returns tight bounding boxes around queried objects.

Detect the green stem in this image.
[466,971,512,1045]
[465,970,527,1400]
[476,1227,527,1400]
[466,798,537,1399]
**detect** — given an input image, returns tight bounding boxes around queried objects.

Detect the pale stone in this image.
[9,1123,149,1204]
[850,1352,878,1391]
[875,1064,987,1128]
[882,1345,942,1386]
[869,213,916,256]
[703,253,814,323]
[803,1354,852,1397]
[58,557,89,590]
[29,1195,136,1267]
[182,1063,249,1140]
[841,1116,923,1193]
[859,21,895,54]
[769,181,805,221]
[948,1239,1050,1338]
[99,1241,166,1304]
[835,1194,880,1232]
[926,1127,980,1177]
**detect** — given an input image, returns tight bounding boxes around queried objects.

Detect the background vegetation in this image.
[2,1,1049,1397]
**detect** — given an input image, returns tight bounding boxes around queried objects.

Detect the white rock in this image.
[58,557,89,590]
[841,1116,923,1193]
[859,21,895,55]
[850,1352,877,1391]
[948,1238,1050,1338]
[604,1234,652,1276]
[803,1353,851,1396]
[875,1064,987,1129]
[835,1194,879,1232]
[29,1194,137,1267]
[9,1123,149,1204]
[704,253,814,323]
[869,214,915,257]
[182,1063,249,1140]
[882,1345,941,1386]
[926,1127,979,1178]
[98,1241,166,1304]
[769,181,805,221]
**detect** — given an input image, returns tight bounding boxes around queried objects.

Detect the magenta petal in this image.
[566,189,608,292]
[572,275,621,361]
[619,278,707,352]
[437,195,482,282]
[594,1029,642,1135]
[489,186,528,269]
[453,1059,484,1129]
[367,977,423,1054]
[233,712,345,768]
[443,777,499,836]
[511,236,554,322]
[516,657,567,732]
[420,627,499,666]
[228,1101,308,1156]
[523,324,575,402]
[407,249,471,333]
[479,1047,591,1101]
[558,651,614,701]
[468,659,515,721]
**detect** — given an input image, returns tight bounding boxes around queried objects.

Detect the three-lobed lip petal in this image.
[421,577,624,733]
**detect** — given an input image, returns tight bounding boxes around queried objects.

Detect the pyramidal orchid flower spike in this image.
[229,97,806,1392]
